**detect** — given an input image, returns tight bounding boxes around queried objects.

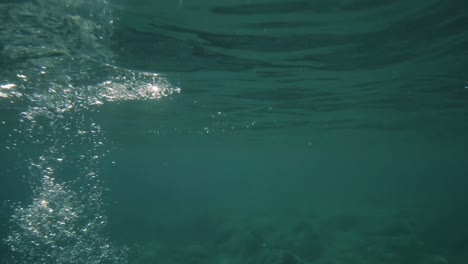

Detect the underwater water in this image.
[1,0,468,263]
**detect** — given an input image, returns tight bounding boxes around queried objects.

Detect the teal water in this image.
[1,0,468,263]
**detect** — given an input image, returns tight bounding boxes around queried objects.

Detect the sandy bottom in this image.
[130,208,466,264]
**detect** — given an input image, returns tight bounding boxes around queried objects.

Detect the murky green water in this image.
[1,0,468,263]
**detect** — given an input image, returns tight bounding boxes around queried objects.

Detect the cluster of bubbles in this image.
[0,0,179,263]
[6,148,127,264]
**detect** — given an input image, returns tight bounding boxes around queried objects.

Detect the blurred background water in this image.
[1,0,468,263]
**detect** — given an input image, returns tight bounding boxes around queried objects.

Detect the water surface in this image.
[1,0,468,263]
